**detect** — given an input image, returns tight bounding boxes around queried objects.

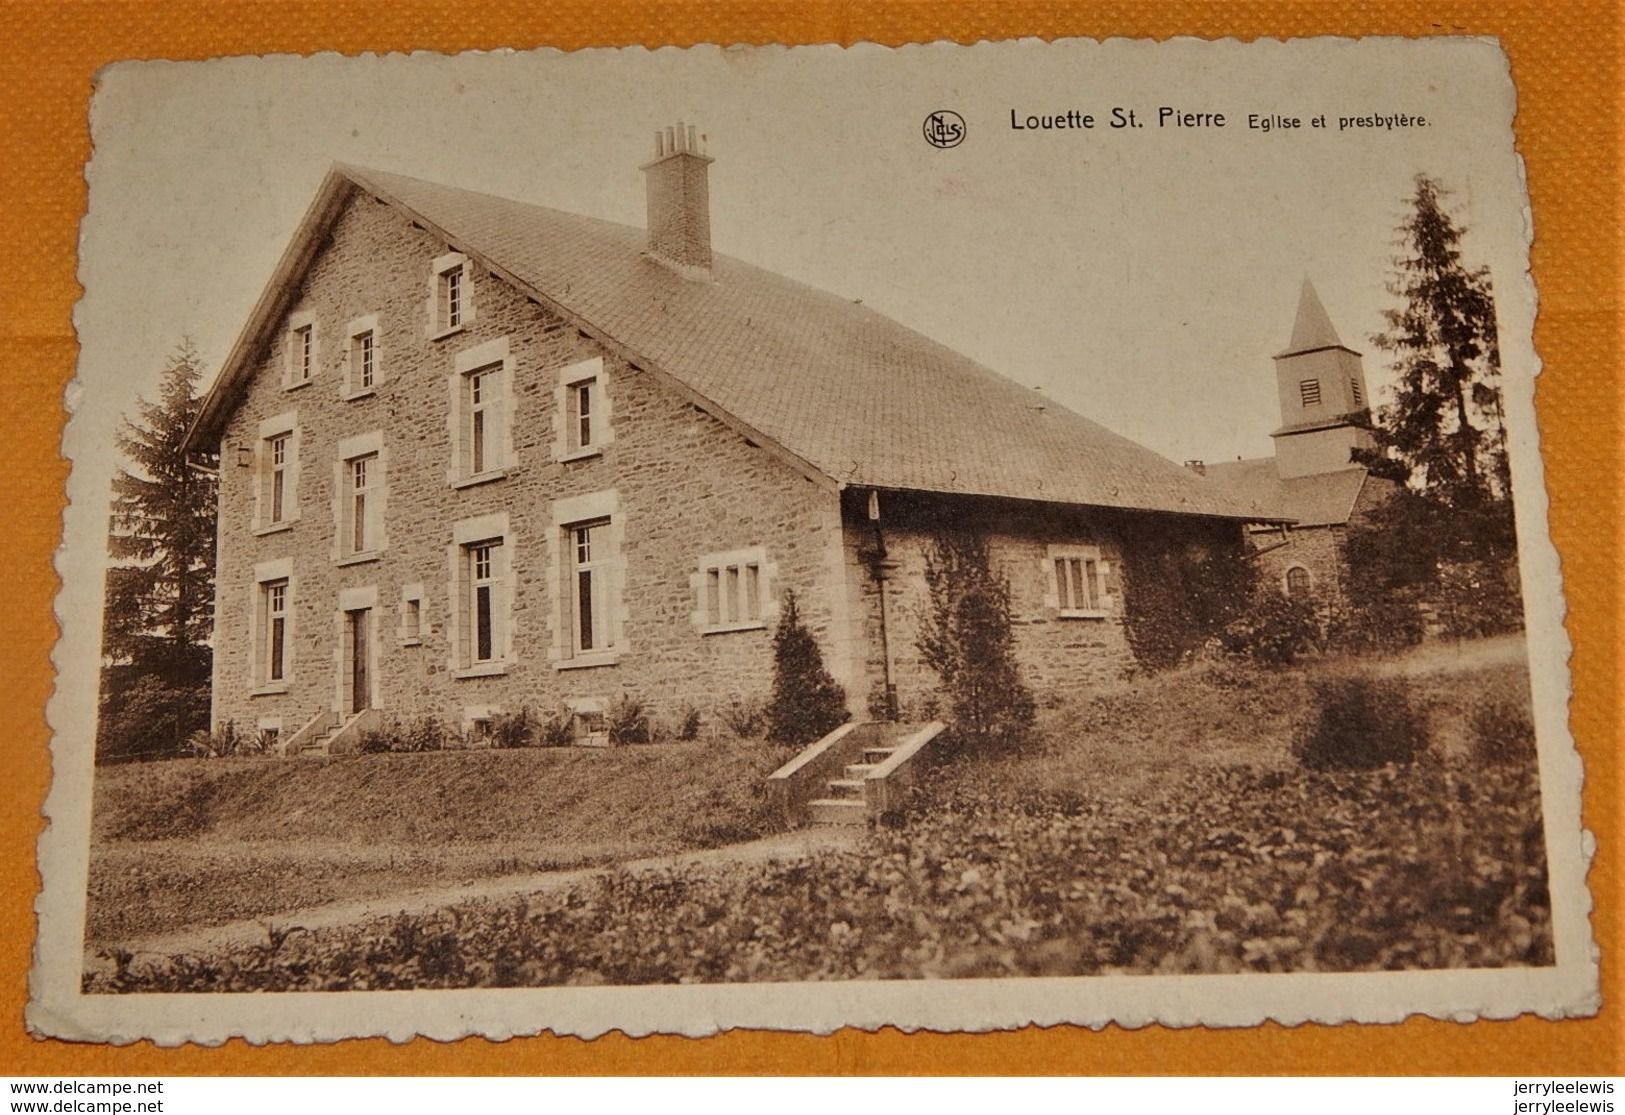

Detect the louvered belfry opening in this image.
[641,121,715,280]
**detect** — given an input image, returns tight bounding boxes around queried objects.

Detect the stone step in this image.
[807,798,868,826]
[844,763,878,780]
[862,747,898,765]
[826,778,866,799]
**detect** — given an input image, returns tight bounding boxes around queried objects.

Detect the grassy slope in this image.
[937,645,1533,805]
[89,639,1534,954]
[88,740,790,945]
[89,642,1553,991]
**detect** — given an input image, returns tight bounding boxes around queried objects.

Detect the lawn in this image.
[86,739,790,945]
[86,636,1553,991]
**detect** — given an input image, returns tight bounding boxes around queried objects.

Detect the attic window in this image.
[284,311,317,389]
[429,252,473,338]
[342,314,381,398]
[1299,378,1322,407]
[554,357,613,461]
[444,268,463,328]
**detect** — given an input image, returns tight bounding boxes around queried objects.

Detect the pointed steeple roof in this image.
[1276,278,1356,357]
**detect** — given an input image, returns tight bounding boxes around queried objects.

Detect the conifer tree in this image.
[98,342,217,761]
[766,590,848,744]
[918,530,1035,754]
[1363,174,1507,504]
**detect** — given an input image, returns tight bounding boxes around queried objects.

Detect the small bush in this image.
[719,696,767,739]
[1470,694,1537,766]
[1297,675,1430,770]
[766,591,849,745]
[356,715,455,755]
[399,715,453,753]
[1219,593,1320,666]
[672,704,702,742]
[1326,594,1426,654]
[488,707,536,750]
[606,695,651,745]
[187,721,259,759]
[537,706,575,748]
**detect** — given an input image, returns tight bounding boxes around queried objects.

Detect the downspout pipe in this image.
[866,489,899,721]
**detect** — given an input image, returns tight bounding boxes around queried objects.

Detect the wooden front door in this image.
[348,608,370,713]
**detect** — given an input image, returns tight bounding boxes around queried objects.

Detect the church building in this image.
[1202,280,1396,606]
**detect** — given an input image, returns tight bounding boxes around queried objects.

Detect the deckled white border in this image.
[30,36,1598,1045]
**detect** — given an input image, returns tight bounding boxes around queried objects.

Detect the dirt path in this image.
[85,826,857,975]
[1368,632,1529,677]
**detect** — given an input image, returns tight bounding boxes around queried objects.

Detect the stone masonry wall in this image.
[212,190,844,739]
[840,490,1137,719]
[1247,474,1396,608]
[1251,523,1348,608]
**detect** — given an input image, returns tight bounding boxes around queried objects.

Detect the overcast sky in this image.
[75,38,1528,474]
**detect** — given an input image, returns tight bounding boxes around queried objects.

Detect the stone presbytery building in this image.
[182,123,1277,750]
[1201,280,1396,607]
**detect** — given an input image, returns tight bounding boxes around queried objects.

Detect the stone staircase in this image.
[769,719,945,828]
[283,708,379,757]
[806,728,910,826]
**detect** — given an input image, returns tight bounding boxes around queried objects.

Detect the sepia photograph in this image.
[31,37,1595,1042]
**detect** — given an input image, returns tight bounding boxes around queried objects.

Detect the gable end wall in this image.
[210,192,847,738]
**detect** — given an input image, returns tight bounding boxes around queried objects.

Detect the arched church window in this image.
[1285,565,1312,598]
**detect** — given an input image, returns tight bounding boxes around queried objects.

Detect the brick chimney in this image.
[641,122,714,280]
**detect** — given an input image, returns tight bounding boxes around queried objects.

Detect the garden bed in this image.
[87,753,1551,990]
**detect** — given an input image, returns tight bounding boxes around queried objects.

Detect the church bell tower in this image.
[1270,279,1374,479]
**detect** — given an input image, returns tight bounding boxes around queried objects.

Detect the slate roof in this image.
[1201,458,1370,527]
[191,164,1272,521]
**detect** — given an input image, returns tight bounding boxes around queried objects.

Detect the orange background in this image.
[0,1,1617,1076]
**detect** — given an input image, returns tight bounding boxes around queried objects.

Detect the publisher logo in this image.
[923,110,966,149]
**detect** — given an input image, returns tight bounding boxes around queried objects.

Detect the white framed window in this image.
[332,430,386,563]
[1044,544,1112,619]
[347,454,376,555]
[692,547,776,634]
[398,583,425,646]
[548,491,626,669]
[268,434,290,523]
[265,580,289,681]
[252,411,300,533]
[568,520,610,655]
[447,512,514,677]
[447,337,513,486]
[471,541,501,663]
[342,314,381,398]
[248,558,295,692]
[469,366,499,474]
[1299,378,1322,407]
[553,357,613,461]
[428,251,473,338]
[284,310,317,389]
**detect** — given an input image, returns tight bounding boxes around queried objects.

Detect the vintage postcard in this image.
[31,36,1597,1044]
